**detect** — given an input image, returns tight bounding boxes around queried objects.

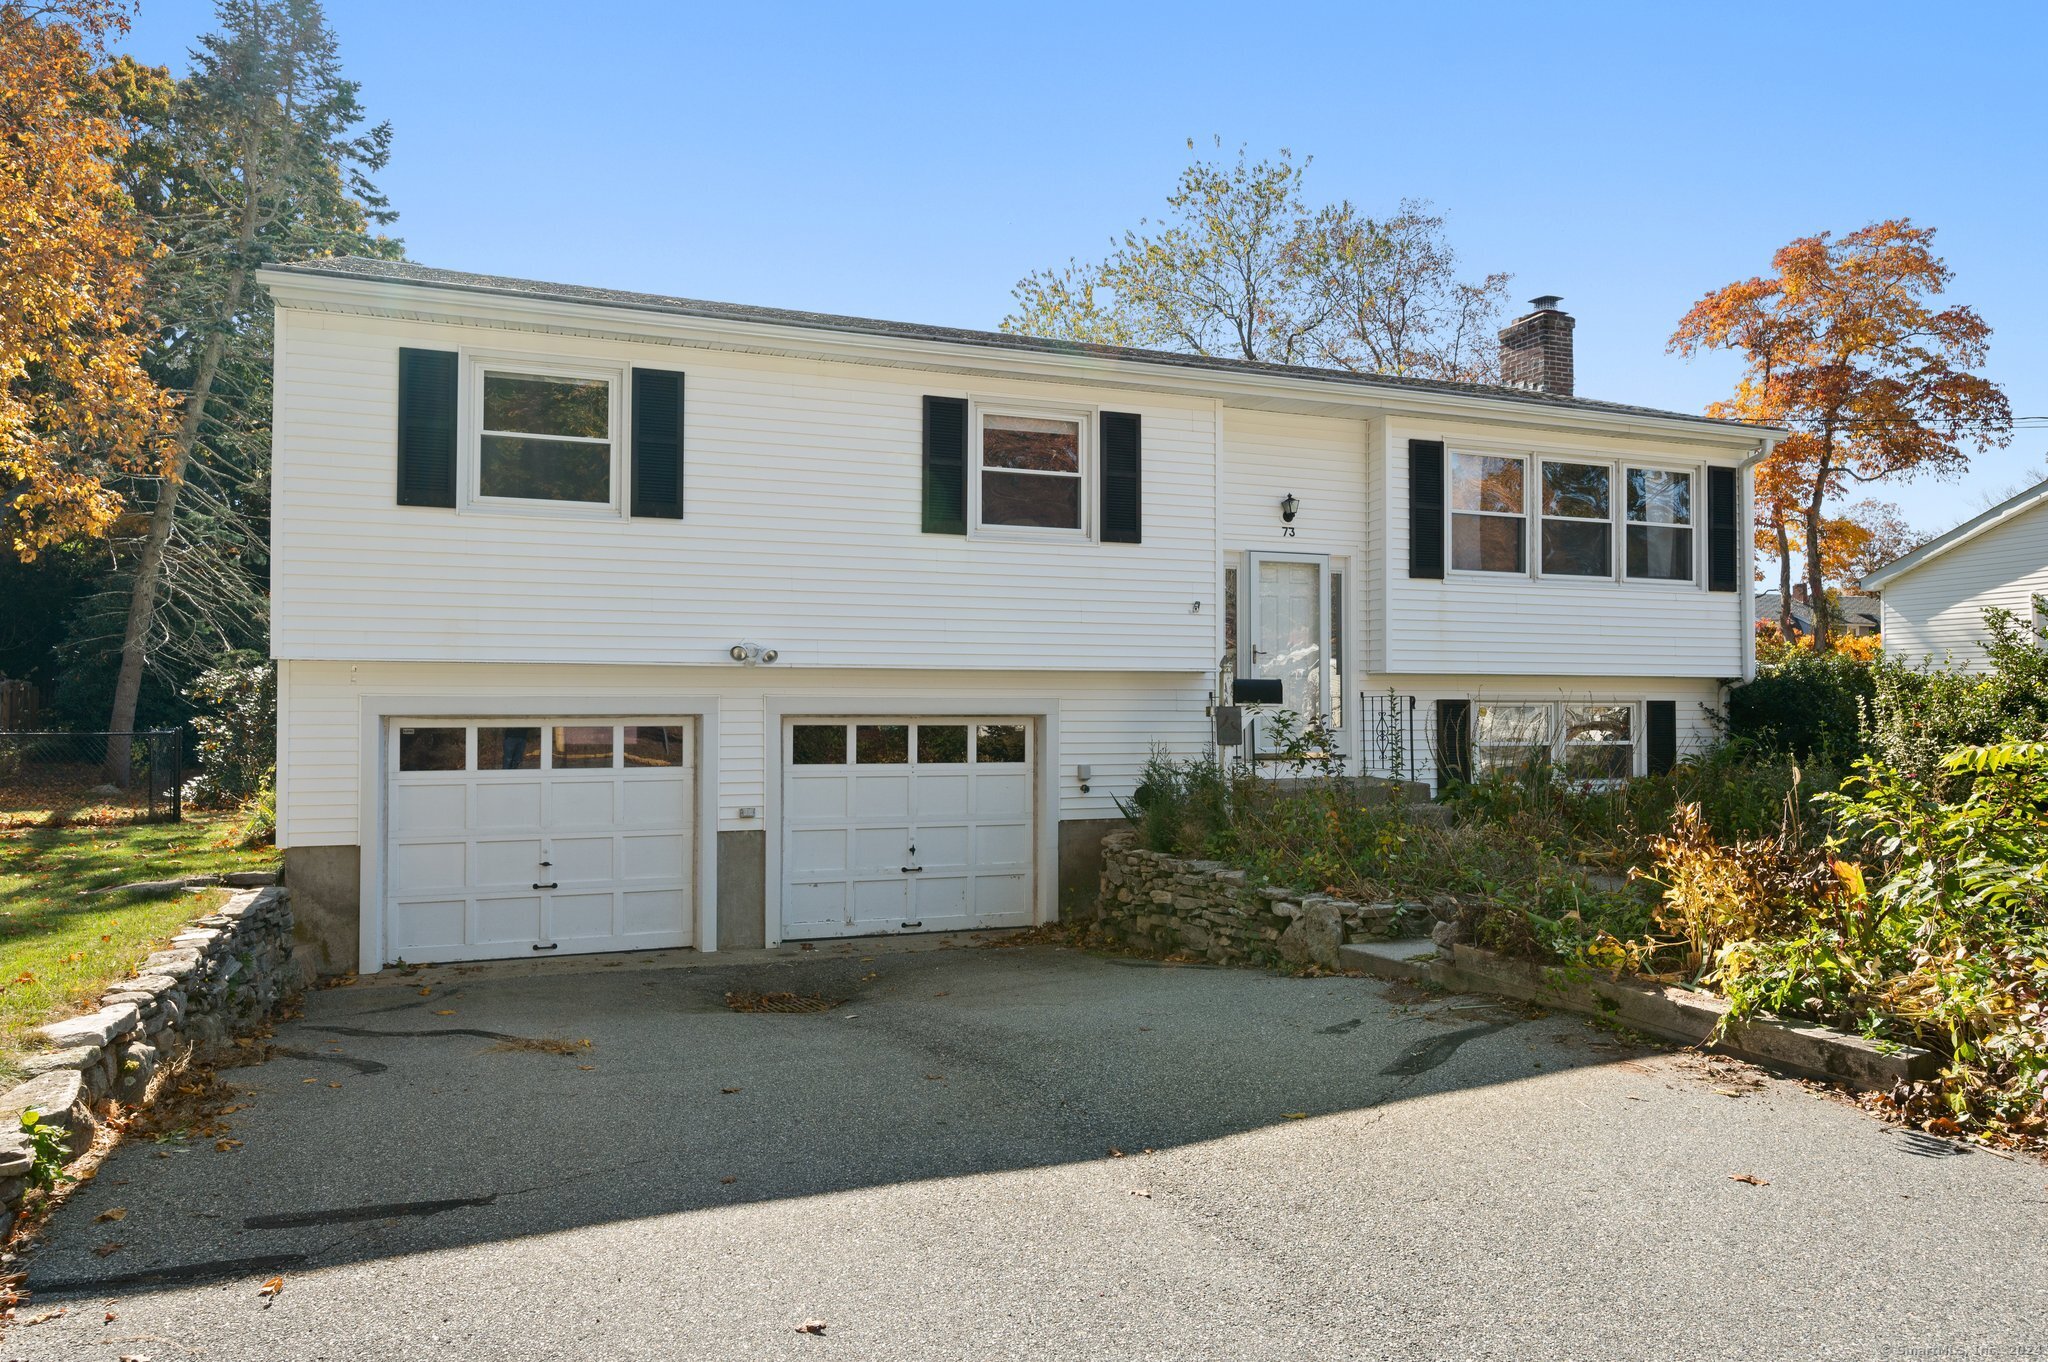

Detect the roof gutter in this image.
[258,268,1787,449]
[1736,438,1777,684]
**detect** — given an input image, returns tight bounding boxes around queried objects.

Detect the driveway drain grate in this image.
[724,990,844,1014]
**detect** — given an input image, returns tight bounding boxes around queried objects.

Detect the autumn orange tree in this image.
[0,0,168,557]
[1672,220,2010,648]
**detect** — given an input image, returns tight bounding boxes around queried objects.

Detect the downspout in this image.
[1736,438,1778,686]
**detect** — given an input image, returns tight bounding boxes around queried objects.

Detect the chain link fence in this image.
[0,729,184,827]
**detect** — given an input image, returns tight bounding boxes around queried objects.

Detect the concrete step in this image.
[1339,938,1441,983]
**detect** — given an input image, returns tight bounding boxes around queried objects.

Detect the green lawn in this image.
[0,815,278,1080]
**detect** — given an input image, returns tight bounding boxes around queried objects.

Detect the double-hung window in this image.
[1451,452,1527,573]
[1474,702,1551,775]
[977,410,1087,533]
[1558,704,1634,781]
[1540,461,1612,577]
[476,365,618,508]
[1625,467,1694,581]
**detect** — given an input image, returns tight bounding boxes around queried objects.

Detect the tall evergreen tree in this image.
[97,0,397,773]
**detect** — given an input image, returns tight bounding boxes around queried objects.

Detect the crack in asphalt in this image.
[1379,1021,1512,1077]
[244,1194,499,1230]
[266,1045,389,1074]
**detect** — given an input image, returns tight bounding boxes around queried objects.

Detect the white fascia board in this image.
[1861,479,2048,591]
[259,269,1784,451]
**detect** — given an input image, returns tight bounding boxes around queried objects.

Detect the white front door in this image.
[384,719,695,964]
[780,718,1034,940]
[1245,553,1330,749]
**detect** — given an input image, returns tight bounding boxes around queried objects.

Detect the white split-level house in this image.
[1861,475,2048,671]
[259,259,1783,975]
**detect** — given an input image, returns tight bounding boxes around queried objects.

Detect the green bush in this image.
[1727,648,1874,760]
[1866,602,2048,784]
[186,652,275,808]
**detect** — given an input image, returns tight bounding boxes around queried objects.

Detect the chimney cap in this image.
[1528,295,1564,312]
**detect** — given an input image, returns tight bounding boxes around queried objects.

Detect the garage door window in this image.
[399,726,465,771]
[976,724,1026,763]
[552,725,615,769]
[856,724,909,763]
[478,726,541,770]
[917,724,968,763]
[623,725,687,766]
[791,725,848,764]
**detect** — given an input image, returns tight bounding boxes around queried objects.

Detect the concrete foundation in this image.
[716,829,767,950]
[280,844,362,977]
[1057,817,1125,922]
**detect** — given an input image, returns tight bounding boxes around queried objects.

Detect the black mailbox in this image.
[1231,677,1284,705]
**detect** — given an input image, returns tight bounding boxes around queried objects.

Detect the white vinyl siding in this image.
[1380,417,1748,678]
[1877,498,2048,672]
[275,660,1214,846]
[271,309,1216,671]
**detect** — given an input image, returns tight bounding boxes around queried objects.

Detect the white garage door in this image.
[385,719,695,964]
[782,718,1035,940]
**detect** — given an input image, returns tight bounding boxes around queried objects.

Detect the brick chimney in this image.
[1498,295,1575,397]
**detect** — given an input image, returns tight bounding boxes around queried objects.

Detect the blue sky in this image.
[125,0,2048,535]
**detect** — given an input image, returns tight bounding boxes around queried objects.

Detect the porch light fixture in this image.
[1280,492,1300,523]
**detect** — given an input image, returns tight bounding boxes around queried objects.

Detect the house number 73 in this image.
[1280,525,1296,537]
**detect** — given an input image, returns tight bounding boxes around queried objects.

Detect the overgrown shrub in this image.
[187,652,275,808]
[1123,748,1653,960]
[1636,739,2048,1137]
[1865,602,2048,785]
[1727,648,1874,760]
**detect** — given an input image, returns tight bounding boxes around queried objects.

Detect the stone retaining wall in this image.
[1093,829,1428,969]
[0,885,297,1237]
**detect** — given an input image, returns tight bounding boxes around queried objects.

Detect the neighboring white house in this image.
[259,259,1780,974]
[1862,477,2048,671]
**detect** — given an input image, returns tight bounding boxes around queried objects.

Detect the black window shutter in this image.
[396,347,458,508]
[922,396,968,535]
[1100,411,1142,543]
[1707,465,1738,592]
[1409,439,1446,579]
[1434,698,1471,789]
[631,368,685,518]
[1646,700,1678,774]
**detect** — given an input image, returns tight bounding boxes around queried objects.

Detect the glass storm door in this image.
[1245,553,1330,752]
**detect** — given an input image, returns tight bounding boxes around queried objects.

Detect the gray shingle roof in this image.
[1757,592,1883,635]
[267,256,1782,435]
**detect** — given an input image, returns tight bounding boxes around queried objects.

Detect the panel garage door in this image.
[782,718,1034,940]
[386,719,695,964]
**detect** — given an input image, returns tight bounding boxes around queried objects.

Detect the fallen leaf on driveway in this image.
[94,1207,128,1223]
[214,1139,242,1152]
[258,1276,285,1298]
[417,987,431,997]
[302,1078,317,1084]
[1107,1146,1125,1158]
[719,1175,736,1184]
[92,1242,123,1257]
[1282,1112,1308,1120]
[327,1082,342,1089]
[434,1010,455,1016]
[795,1319,827,1335]
[1129,1189,1152,1198]
[1729,1174,1771,1186]
[576,1065,595,1071]
[720,1087,741,1094]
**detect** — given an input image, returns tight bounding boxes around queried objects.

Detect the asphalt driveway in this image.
[9,940,2046,1361]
